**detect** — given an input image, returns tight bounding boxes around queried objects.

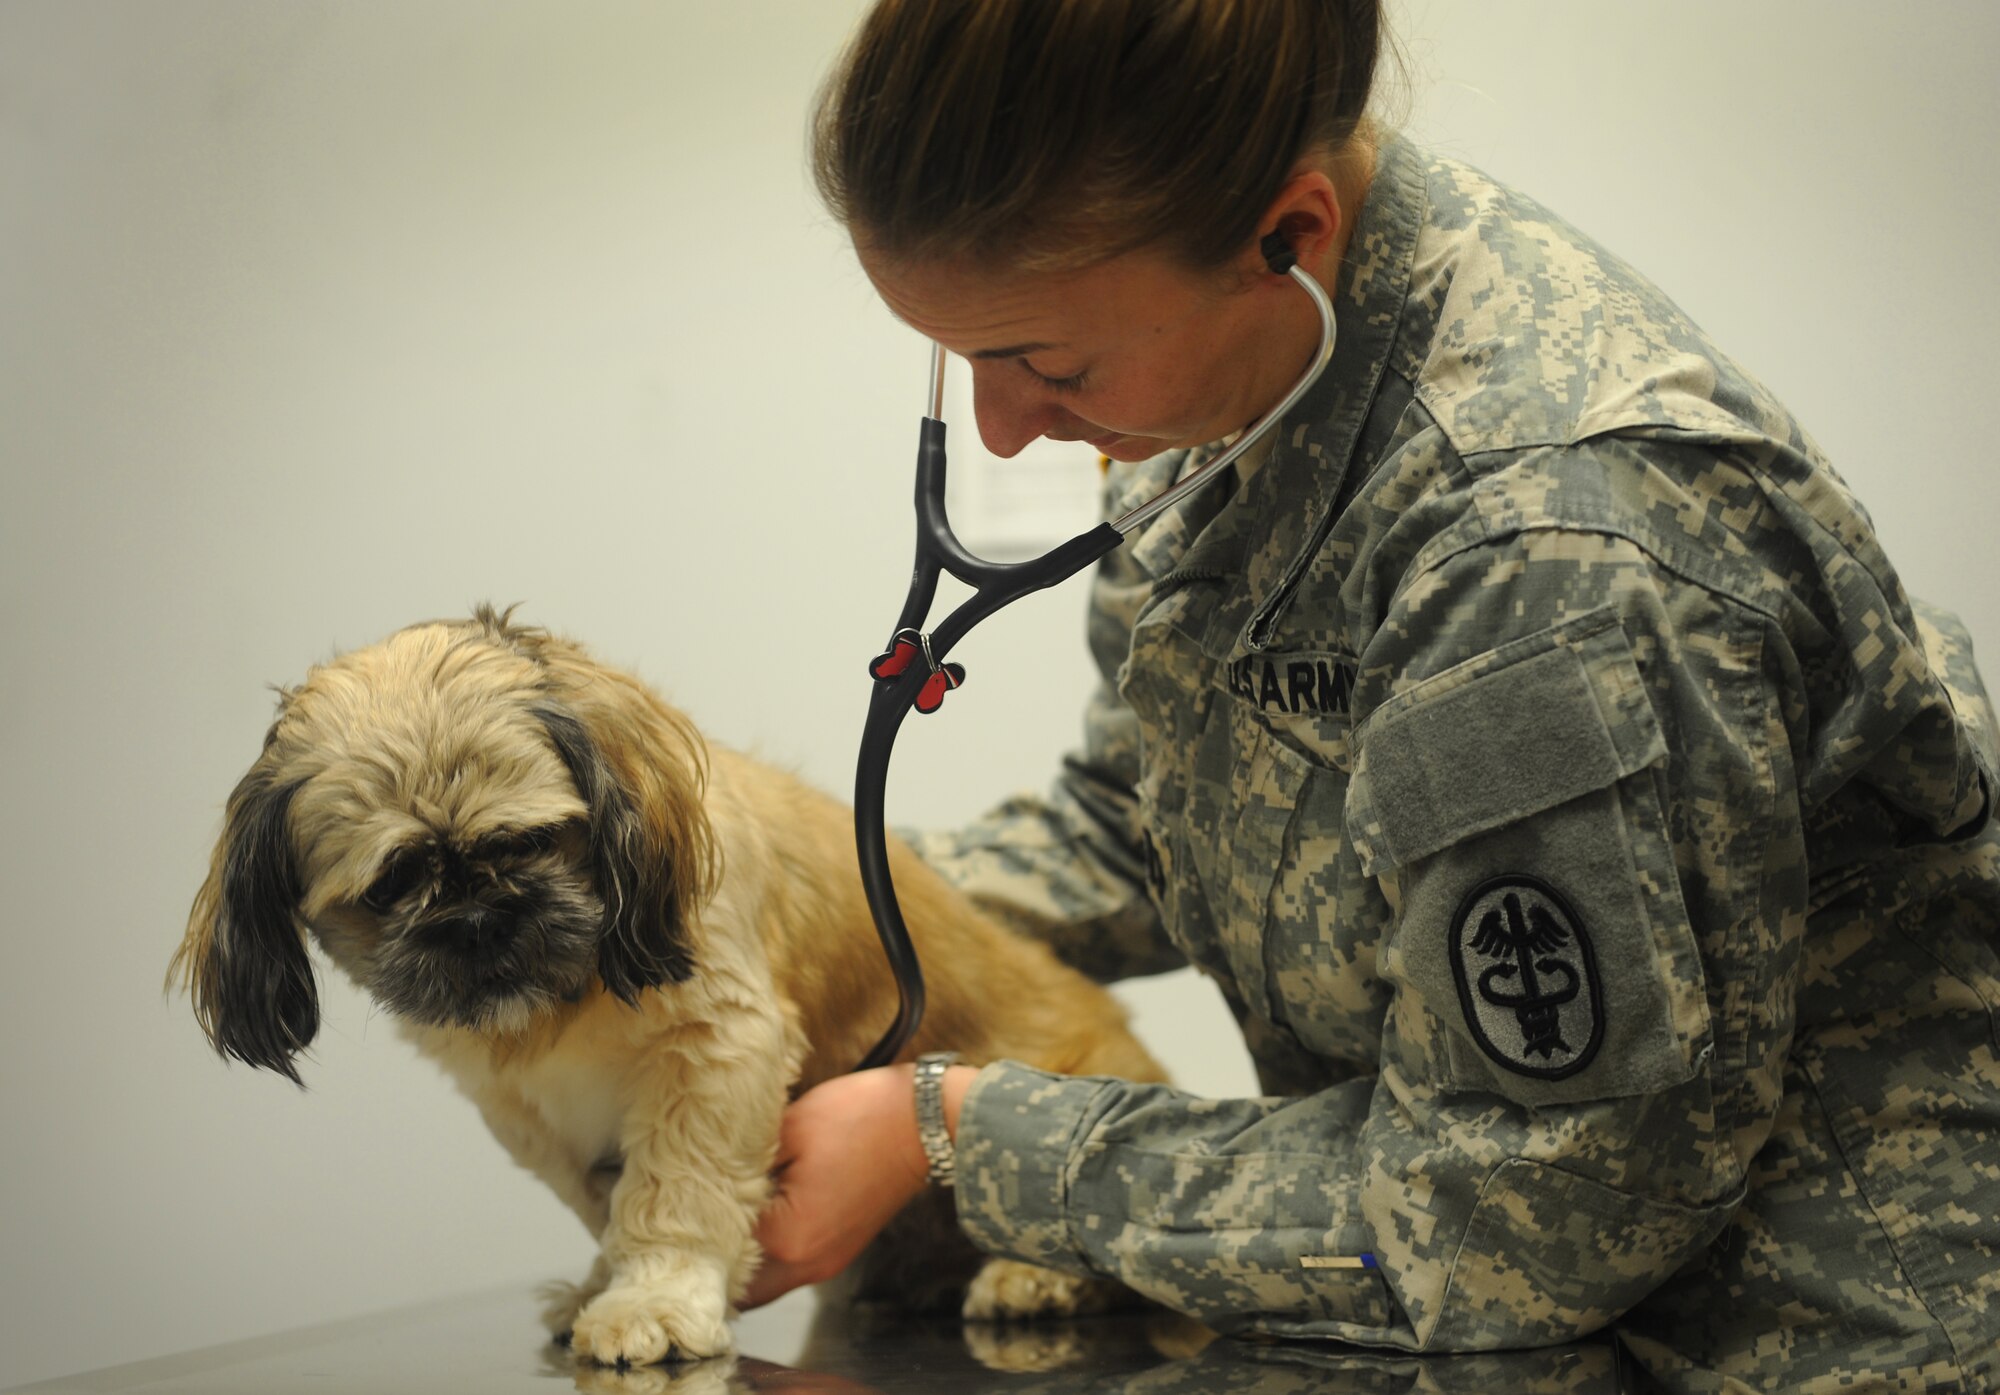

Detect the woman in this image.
[748,2,2000,1389]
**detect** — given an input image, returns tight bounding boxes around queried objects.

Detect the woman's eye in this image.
[1023,360,1089,393]
[362,852,424,912]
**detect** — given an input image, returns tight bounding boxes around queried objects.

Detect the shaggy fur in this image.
[171,606,1165,1366]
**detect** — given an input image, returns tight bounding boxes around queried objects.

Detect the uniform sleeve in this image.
[953,525,1803,1350]
[901,507,1185,984]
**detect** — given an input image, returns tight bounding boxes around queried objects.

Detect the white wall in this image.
[3,2,1996,1385]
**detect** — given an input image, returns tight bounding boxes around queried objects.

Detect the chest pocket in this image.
[1344,612,1713,1107]
[1180,702,1316,1028]
[1122,584,1240,994]
[1122,580,1310,1017]
[1124,590,1382,1066]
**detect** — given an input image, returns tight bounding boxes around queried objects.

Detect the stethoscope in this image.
[851,232,1339,1070]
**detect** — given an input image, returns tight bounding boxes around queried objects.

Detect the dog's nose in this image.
[435,906,512,959]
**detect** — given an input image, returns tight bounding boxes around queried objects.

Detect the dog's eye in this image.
[491,825,561,859]
[361,851,426,913]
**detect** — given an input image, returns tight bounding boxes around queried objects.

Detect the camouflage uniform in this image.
[909,135,2000,1391]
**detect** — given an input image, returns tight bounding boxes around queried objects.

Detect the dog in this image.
[170,606,1166,1366]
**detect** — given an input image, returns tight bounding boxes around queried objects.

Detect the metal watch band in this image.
[913,1051,960,1188]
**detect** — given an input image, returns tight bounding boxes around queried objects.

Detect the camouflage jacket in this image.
[911,136,2000,1383]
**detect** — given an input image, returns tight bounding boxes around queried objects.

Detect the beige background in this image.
[4,1,1998,1386]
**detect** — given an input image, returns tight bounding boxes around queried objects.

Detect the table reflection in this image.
[2,1282,1634,1394]
[552,1298,1629,1395]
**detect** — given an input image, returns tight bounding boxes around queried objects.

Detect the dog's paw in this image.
[540,1255,613,1337]
[962,1320,1092,1373]
[569,1352,740,1394]
[962,1259,1125,1323]
[571,1265,734,1366]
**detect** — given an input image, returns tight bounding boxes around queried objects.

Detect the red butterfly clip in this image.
[868,629,924,681]
[914,662,966,714]
[868,629,966,713]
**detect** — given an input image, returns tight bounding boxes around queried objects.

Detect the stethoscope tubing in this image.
[852,253,1338,1071]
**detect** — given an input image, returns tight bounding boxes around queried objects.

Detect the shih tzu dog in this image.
[171,606,1165,1367]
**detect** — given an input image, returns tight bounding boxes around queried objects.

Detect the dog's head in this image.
[170,605,719,1084]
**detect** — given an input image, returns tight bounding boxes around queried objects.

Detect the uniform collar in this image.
[1238,131,1426,652]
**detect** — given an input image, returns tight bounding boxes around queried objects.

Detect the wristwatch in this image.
[913,1051,960,1188]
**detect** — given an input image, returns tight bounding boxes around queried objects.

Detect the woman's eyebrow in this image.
[969,341,1059,359]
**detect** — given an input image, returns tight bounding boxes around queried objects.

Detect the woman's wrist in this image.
[889,1064,932,1189]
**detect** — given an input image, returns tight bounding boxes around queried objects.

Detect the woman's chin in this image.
[1088,432,1161,461]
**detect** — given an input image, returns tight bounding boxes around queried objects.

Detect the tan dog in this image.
[171,606,1165,1366]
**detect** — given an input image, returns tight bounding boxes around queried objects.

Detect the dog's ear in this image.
[170,761,317,1086]
[533,700,712,1001]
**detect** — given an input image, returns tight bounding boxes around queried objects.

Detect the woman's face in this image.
[858,241,1323,463]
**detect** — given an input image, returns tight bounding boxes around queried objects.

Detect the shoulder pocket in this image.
[1347,613,1712,1106]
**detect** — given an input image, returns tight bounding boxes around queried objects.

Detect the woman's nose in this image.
[968,361,1067,459]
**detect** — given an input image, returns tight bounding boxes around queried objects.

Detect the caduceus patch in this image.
[1448,876,1604,1080]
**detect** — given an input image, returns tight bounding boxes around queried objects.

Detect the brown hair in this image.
[813,0,1385,273]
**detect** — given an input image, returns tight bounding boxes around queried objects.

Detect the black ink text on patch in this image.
[1226,655,1355,715]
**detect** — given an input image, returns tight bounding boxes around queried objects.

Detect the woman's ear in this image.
[1259,165,1344,283]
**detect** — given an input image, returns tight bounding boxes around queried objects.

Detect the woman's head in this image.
[815,0,1387,461]
[813,0,1385,275]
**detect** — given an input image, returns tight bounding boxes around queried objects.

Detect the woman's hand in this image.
[741,1064,931,1309]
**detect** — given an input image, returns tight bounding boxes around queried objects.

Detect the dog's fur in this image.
[170,607,1165,1366]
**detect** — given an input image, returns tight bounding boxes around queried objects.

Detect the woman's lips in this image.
[1045,426,1142,454]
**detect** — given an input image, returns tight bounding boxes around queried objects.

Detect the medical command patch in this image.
[1449,876,1604,1080]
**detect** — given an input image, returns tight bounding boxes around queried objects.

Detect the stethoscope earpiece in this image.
[1260,230,1300,276]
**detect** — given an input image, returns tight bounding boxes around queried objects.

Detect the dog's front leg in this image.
[569,1003,790,1366]
[457,1087,618,1337]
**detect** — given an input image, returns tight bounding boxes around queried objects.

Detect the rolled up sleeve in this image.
[954,1063,1398,1338]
